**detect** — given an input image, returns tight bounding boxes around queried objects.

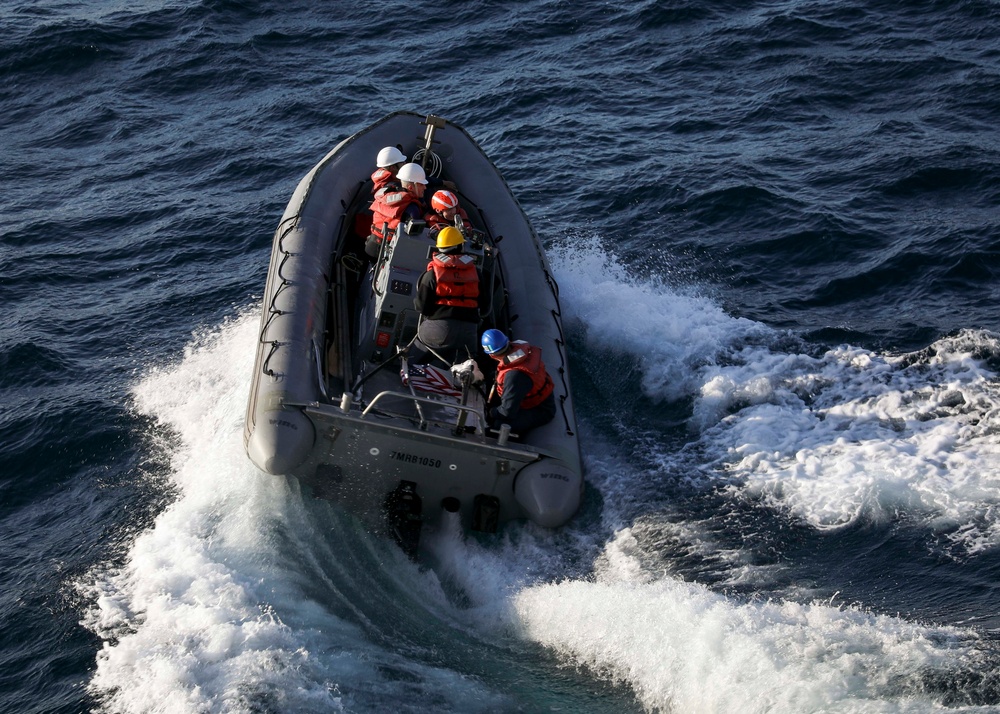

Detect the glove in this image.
[449,359,484,387]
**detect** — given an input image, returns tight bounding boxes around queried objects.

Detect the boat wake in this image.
[554,236,1000,559]
[83,241,1000,712]
[514,533,988,713]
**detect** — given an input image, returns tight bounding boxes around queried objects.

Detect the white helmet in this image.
[397,162,428,185]
[376,146,407,168]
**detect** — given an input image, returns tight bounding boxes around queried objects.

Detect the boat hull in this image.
[244,112,583,534]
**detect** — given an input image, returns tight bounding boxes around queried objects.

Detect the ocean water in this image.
[3,1,1000,712]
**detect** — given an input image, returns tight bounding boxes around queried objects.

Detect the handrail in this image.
[261,340,283,378]
[293,401,543,459]
[362,390,485,427]
[399,356,428,429]
[371,222,391,298]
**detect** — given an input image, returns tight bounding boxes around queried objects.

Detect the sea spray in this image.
[84,314,510,713]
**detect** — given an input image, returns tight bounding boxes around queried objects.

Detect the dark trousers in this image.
[410,318,478,367]
[493,393,556,436]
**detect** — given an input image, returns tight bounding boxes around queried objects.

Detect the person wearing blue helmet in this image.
[481,329,555,435]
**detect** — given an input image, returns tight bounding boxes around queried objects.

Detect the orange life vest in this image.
[371,167,397,194]
[496,341,554,409]
[425,206,470,232]
[428,253,479,308]
[370,187,418,241]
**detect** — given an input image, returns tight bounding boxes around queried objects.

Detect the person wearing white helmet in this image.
[396,162,429,199]
[367,162,429,258]
[370,146,407,194]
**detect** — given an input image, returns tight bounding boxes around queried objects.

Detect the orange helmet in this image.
[431,190,459,213]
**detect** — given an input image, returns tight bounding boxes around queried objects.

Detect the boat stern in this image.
[298,405,576,531]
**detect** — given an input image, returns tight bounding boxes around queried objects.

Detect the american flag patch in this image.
[401,363,462,397]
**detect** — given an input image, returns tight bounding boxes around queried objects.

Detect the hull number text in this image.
[390,451,442,468]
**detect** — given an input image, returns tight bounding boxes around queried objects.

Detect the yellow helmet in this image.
[436,226,464,250]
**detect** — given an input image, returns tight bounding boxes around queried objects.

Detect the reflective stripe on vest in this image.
[370,188,414,240]
[428,253,479,308]
[496,341,554,409]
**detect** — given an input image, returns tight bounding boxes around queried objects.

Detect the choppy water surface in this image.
[3,1,1000,712]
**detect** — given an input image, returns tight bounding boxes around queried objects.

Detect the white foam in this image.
[552,235,769,402]
[551,239,1000,554]
[84,313,508,713]
[513,528,985,714]
[697,336,1000,551]
[85,314,350,712]
[84,239,1000,712]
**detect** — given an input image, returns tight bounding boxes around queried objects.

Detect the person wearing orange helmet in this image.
[410,226,486,366]
[424,189,470,233]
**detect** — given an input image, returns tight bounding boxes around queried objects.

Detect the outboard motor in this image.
[472,494,500,533]
[385,481,422,559]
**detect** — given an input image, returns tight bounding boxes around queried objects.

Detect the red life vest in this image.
[371,167,397,194]
[428,253,479,308]
[370,187,417,241]
[425,206,470,232]
[496,341,554,409]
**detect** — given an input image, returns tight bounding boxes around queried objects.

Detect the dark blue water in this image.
[4,1,1000,711]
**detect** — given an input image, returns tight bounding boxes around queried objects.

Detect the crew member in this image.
[481,329,555,435]
[367,162,428,259]
[411,226,485,366]
[425,190,470,233]
[371,146,407,194]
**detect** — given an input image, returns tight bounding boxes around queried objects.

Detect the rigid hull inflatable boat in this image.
[244,112,582,550]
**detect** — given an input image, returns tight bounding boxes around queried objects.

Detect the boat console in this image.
[361,217,486,364]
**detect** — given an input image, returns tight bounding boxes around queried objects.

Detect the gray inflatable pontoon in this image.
[244,112,582,551]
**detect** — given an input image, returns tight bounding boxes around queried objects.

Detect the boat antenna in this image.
[417,115,447,174]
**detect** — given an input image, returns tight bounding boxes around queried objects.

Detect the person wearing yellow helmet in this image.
[410,226,486,366]
[434,225,465,250]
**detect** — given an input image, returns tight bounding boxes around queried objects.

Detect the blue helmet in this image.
[481,329,509,355]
